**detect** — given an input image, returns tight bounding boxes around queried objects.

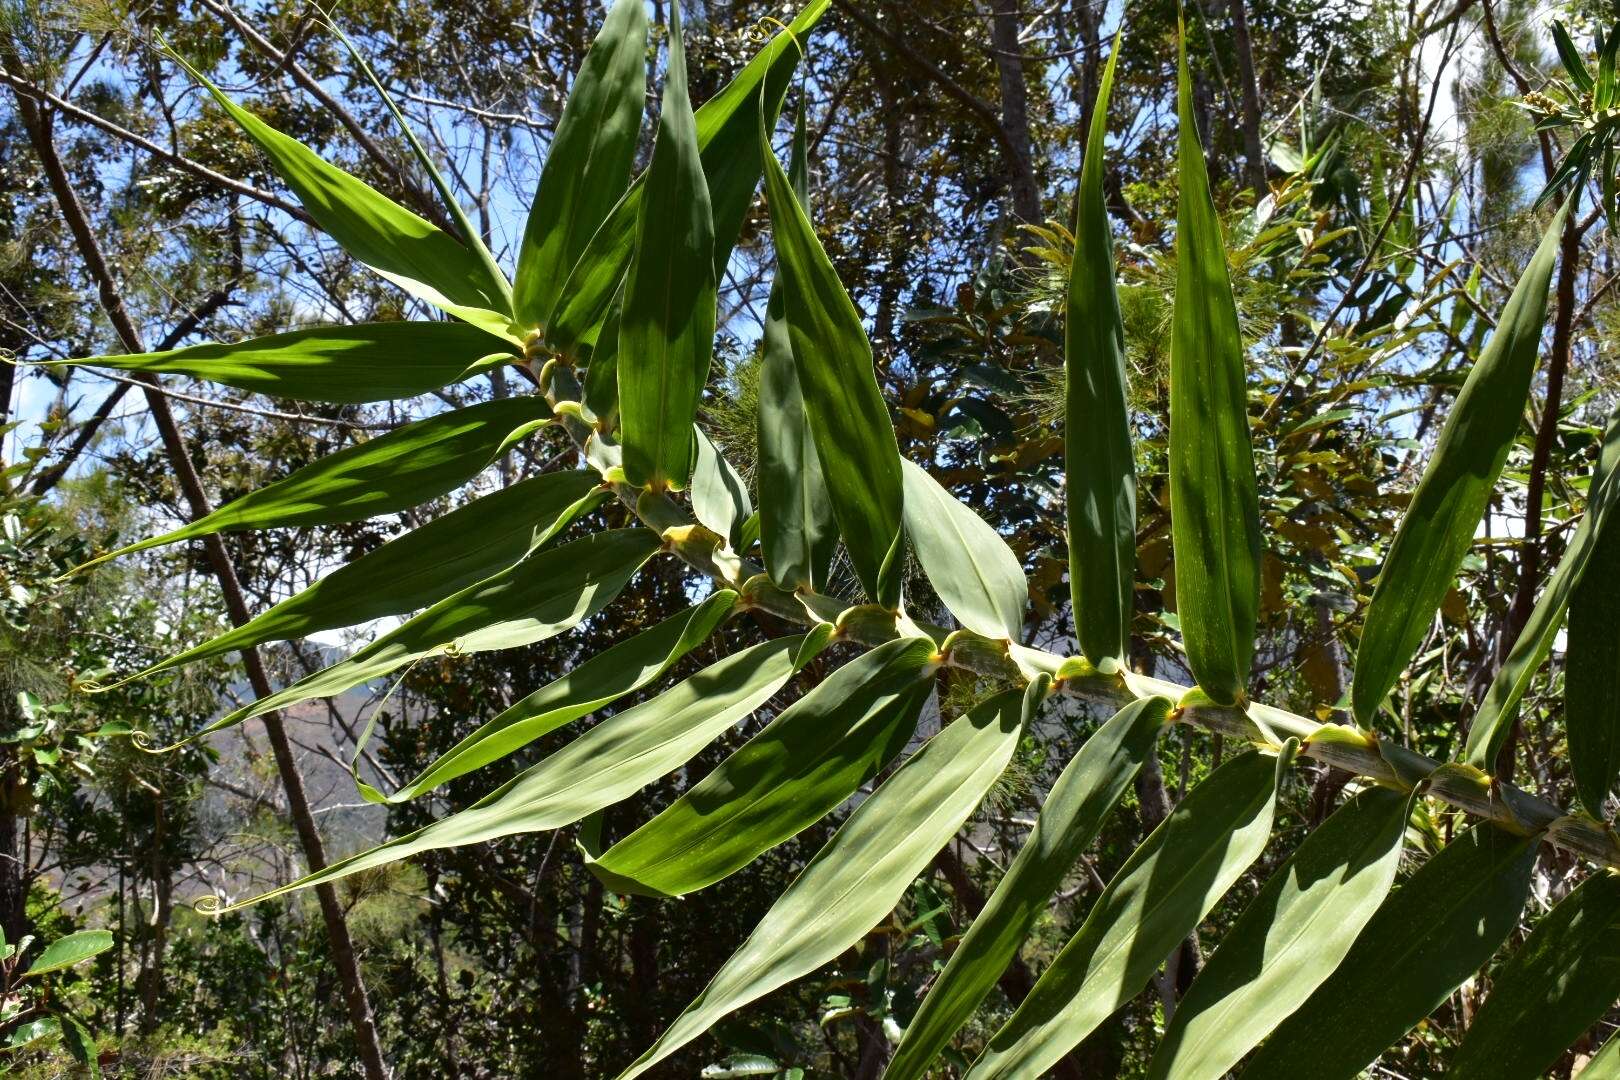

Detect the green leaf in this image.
[364,589,738,802]
[56,1012,100,1078]
[1242,823,1539,1080]
[166,50,514,340]
[1581,1030,1620,1078]
[1599,28,1620,110]
[1569,447,1620,813]
[512,0,647,329]
[1066,31,1134,670]
[1468,405,1620,768]
[761,95,905,608]
[24,930,114,977]
[587,636,937,897]
[616,681,1040,1080]
[1554,21,1596,94]
[180,528,661,743]
[900,459,1027,640]
[616,2,715,491]
[966,745,1295,1080]
[210,633,825,912]
[1168,24,1262,706]
[692,429,753,550]
[1450,872,1620,1079]
[1352,201,1568,725]
[50,322,515,404]
[583,291,624,425]
[547,1,828,356]
[757,106,836,592]
[1146,785,1415,1080]
[74,397,552,574]
[885,694,1168,1080]
[108,471,605,685]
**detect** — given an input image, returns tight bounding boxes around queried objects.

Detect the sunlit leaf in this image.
[1353,201,1568,725]
[760,91,904,608]
[547,1,829,356]
[208,633,825,912]
[105,470,605,685]
[364,589,738,801]
[1467,404,1620,768]
[178,528,661,743]
[617,680,1039,1080]
[966,744,1295,1079]
[616,2,714,491]
[1242,824,1539,1079]
[885,694,1168,1080]
[1147,785,1415,1080]
[166,49,515,339]
[1066,30,1134,670]
[587,636,937,897]
[51,322,515,404]
[1450,872,1620,1079]
[756,106,836,592]
[1169,24,1262,705]
[74,396,552,573]
[24,930,114,977]
[901,459,1027,640]
[513,0,647,329]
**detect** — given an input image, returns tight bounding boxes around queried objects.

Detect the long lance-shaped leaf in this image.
[47,323,515,405]
[583,290,624,425]
[98,471,605,687]
[204,633,824,914]
[757,105,835,591]
[691,428,752,550]
[617,2,715,491]
[1450,872,1620,1079]
[884,694,1169,1080]
[361,589,738,803]
[512,0,646,329]
[901,459,1027,640]
[1241,823,1540,1079]
[587,636,938,897]
[72,396,551,574]
[1569,443,1620,813]
[1352,202,1569,725]
[1066,30,1134,670]
[172,528,660,746]
[165,51,515,342]
[322,17,512,312]
[1168,23,1262,706]
[761,95,905,608]
[1583,1032,1620,1078]
[966,744,1296,1080]
[1146,785,1416,1080]
[547,0,830,356]
[616,680,1043,1080]
[1467,405,1620,767]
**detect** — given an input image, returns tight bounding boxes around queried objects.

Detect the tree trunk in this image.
[985,0,1042,225]
[1228,0,1269,197]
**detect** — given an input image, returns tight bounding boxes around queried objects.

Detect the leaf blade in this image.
[884,695,1168,1080]
[1169,24,1263,705]
[1450,872,1620,1080]
[761,97,905,607]
[966,745,1294,1080]
[617,2,715,491]
[1467,404,1620,767]
[1241,823,1539,1080]
[513,0,647,329]
[901,459,1027,639]
[617,683,1038,1080]
[1352,202,1568,725]
[587,636,937,897]
[547,1,829,357]
[1066,31,1134,669]
[54,322,516,404]
[1146,785,1414,1080]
